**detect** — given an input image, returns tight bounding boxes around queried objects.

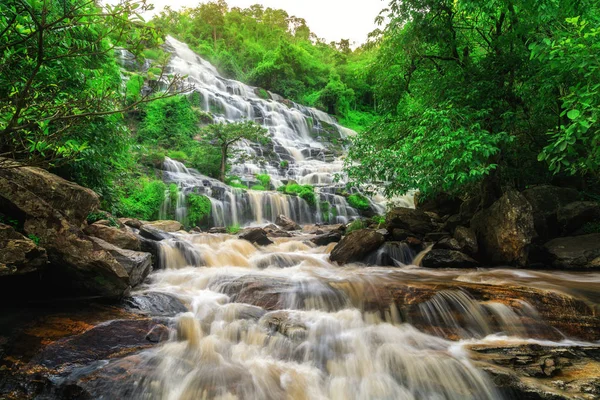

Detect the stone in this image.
[391,229,413,241]
[0,223,47,276]
[454,226,478,256]
[89,237,152,287]
[263,224,292,238]
[139,225,171,241]
[415,192,462,217]
[311,232,342,246]
[423,232,451,242]
[275,215,301,231]
[208,227,227,234]
[239,227,273,246]
[522,185,579,241]
[124,292,188,316]
[329,229,385,265]
[543,234,600,270]
[471,189,536,266]
[142,220,183,233]
[421,249,479,268]
[386,207,435,236]
[433,237,462,251]
[84,223,141,251]
[557,201,600,235]
[119,218,145,229]
[442,214,463,234]
[0,160,99,227]
[145,324,171,343]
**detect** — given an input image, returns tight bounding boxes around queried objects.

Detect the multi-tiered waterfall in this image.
[158,37,392,228]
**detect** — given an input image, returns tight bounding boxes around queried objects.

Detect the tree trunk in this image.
[219,145,227,182]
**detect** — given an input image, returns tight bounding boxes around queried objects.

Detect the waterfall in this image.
[158,36,386,228]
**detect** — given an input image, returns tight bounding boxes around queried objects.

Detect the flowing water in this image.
[156,37,404,228]
[107,230,600,400]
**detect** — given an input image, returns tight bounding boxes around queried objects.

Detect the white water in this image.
[158,37,393,228]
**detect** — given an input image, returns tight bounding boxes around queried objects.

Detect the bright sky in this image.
[144,0,387,46]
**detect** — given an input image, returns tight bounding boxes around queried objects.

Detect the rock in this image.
[275,215,301,231]
[454,226,478,255]
[415,192,462,217]
[118,218,145,229]
[424,232,450,242]
[208,227,227,234]
[92,218,124,229]
[89,237,152,287]
[84,224,141,251]
[311,232,342,246]
[459,195,481,222]
[145,324,171,343]
[263,224,292,238]
[189,227,203,234]
[543,234,600,270]
[433,237,462,251]
[386,207,435,236]
[142,220,183,233]
[471,189,536,266]
[139,224,171,241]
[330,229,385,265]
[522,185,580,241]
[124,292,188,316]
[0,161,99,227]
[0,223,47,276]
[557,201,600,235]
[238,227,273,246]
[391,229,413,241]
[421,249,479,268]
[442,214,463,234]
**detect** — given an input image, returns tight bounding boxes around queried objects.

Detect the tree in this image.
[0,0,187,169]
[200,121,269,182]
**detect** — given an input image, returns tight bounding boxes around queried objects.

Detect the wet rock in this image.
[330,229,385,265]
[0,160,99,227]
[424,232,451,242]
[276,214,301,231]
[433,237,462,251]
[442,214,463,234]
[89,237,152,287]
[124,292,188,316]
[84,223,140,251]
[118,218,145,229]
[208,227,227,234]
[311,232,342,246]
[386,207,435,236]
[189,227,203,234]
[145,324,170,343]
[0,223,47,276]
[141,220,183,233]
[138,236,161,269]
[421,249,479,268]
[416,192,462,217]
[239,227,273,246]
[557,201,600,235]
[522,185,579,241]
[264,224,292,238]
[138,224,171,241]
[471,189,536,266]
[543,234,600,270]
[391,228,413,241]
[454,226,478,256]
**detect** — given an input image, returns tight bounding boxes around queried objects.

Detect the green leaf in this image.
[567,109,581,120]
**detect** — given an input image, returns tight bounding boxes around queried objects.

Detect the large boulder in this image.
[329,229,385,265]
[311,232,342,246]
[471,189,536,266]
[275,215,301,231]
[0,161,99,226]
[0,223,47,276]
[142,220,183,233]
[415,192,462,217]
[421,249,479,268]
[386,207,435,236]
[238,227,273,246]
[84,223,141,251]
[453,226,478,256]
[522,185,579,241]
[543,234,600,270]
[557,201,600,235]
[89,237,152,287]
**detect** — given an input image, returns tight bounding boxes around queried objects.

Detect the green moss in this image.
[346,219,364,234]
[278,183,316,206]
[280,160,289,169]
[256,173,271,188]
[251,185,266,191]
[187,193,212,228]
[227,224,241,234]
[257,88,270,99]
[167,150,188,162]
[347,194,370,211]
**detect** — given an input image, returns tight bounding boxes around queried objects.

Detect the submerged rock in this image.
[238,227,273,246]
[471,189,536,266]
[544,233,600,270]
[329,229,385,265]
[311,232,342,246]
[276,214,301,231]
[0,223,47,276]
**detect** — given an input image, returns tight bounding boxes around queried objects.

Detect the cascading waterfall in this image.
[157,37,388,228]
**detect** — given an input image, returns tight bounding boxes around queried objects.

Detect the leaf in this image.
[567,109,581,120]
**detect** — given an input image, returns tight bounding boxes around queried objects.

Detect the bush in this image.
[347,194,370,211]
[278,183,316,206]
[280,160,289,169]
[227,224,241,234]
[226,176,248,189]
[86,211,119,227]
[346,219,364,234]
[187,193,212,228]
[251,185,266,191]
[117,178,166,221]
[256,173,271,188]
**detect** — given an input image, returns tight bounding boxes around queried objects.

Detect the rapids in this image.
[113,231,600,400]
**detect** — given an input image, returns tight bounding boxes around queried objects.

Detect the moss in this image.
[227,224,241,234]
[345,219,364,234]
[251,185,266,191]
[187,193,211,228]
[280,160,289,169]
[257,88,270,99]
[255,173,271,188]
[278,183,316,206]
[347,194,370,211]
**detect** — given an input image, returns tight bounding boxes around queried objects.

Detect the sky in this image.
[143,0,387,46]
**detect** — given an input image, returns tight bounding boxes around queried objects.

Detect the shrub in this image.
[251,185,266,191]
[280,160,289,169]
[187,193,212,228]
[347,194,370,211]
[256,173,271,188]
[278,183,316,206]
[226,175,248,189]
[346,219,364,234]
[227,224,241,234]
[117,178,166,221]
[167,150,189,162]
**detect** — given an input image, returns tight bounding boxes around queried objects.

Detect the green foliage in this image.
[256,174,271,188]
[347,194,371,211]
[250,185,266,191]
[0,215,19,229]
[280,160,289,169]
[582,221,600,234]
[372,215,385,227]
[126,75,145,105]
[345,219,364,234]
[169,184,179,206]
[117,178,166,221]
[86,211,119,227]
[227,224,241,234]
[226,176,248,189]
[27,234,41,246]
[187,193,212,228]
[139,96,199,148]
[278,183,316,205]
